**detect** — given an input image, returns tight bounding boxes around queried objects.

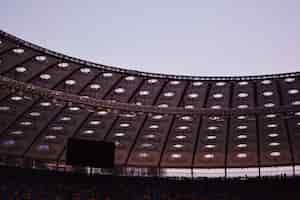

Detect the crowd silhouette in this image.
[0,166,299,200]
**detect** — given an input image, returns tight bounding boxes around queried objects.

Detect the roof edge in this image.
[0,29,299,81]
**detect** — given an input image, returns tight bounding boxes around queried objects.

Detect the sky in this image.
[0,0,300,76]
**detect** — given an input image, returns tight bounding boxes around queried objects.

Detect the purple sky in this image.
[1,0,300,76]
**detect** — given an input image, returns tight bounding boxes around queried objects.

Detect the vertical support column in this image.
[255,113,261,178]
[253,80,261,177]
[192,115,203,176]
[224,81,233,179]
[282,112,296,172]
[293,164,295,177]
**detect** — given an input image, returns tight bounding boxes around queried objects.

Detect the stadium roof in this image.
[0,30,300,170]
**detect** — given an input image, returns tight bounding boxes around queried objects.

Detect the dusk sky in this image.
[1,0,300,76]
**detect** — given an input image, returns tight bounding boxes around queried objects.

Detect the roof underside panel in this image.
[226,115,258,168]
[258,114,292,166]
[193,116,227,168]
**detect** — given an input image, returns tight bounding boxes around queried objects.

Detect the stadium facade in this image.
[0,30,300,178]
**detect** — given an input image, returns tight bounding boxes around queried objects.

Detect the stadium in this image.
[0,30,300,199]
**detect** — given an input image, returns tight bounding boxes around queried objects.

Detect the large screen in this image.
[66,138,115,168]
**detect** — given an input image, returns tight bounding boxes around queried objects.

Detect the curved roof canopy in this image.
[0,30,300,169]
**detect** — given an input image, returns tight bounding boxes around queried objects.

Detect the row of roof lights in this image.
[11,69,299,101]
[8,104,77,112]
[139,151,279,159]
[9,93,293,110]
[208,101,300,109]
[8,49,298,85]
[31,78,298,100]
[3,137,281,158]
[11,123,284,137]
[11,69,297,90]
[204,132,281,140]
[139,91,198,98]
[115,124,191,130]
[125,132,167,139]
[1,101,296,122]
[203,151,281,159]
[12,71,300,100]
[138,152,183,159]
[210,89,297,100]
[11,91,292,109]
[0,133,280,154]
